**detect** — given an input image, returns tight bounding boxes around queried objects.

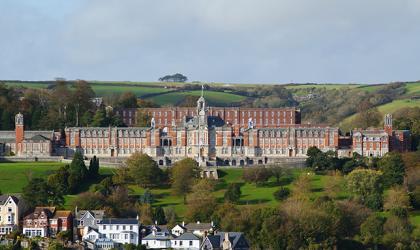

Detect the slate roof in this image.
[98,218,139,225]
[205,232,249,249]
[185,222,213,231]
[24,134,50,142]
[0,195,19,205]
[0,131,15,143]
[76,210,105,220]
[175,232,199,241]
[142,231,172,240]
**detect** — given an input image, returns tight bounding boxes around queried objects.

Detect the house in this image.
[184,222,215,237]
[141,231,172,249]
[97,218,140,245]
[171,232,201,250]
[74,209,104,239]
[0,195,26,235]
[22,207,55,238]
[201,232,249,250]
[171,223,187,237]
[49,210,72,236]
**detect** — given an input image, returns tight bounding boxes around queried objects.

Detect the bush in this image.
[411,186,420,209]
[273,187,290,201]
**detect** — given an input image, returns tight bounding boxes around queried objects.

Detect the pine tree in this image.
[153,206,167,225]
[89,155,100,178]
[1,110,12,130]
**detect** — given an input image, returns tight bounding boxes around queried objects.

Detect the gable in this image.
[80,211,94,221]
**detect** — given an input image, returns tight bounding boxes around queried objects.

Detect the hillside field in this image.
[0,161,418,228]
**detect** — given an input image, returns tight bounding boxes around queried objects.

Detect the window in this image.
[103,225,106,230]
[8,207,12,212]
[180,241,183,246]
[190,241,193,246]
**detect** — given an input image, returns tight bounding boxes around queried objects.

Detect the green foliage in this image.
[91,108,107,127]
[224,183,241,203]
[306,147,341,172]
[126,153,163,188]
[68,151,88,193]
[346,169,384,210]
[242,167,272,186]
[360,214,385,247]
[89,156,100,178]
[153,206,167,225]
[22,177,64,208]
[117,92,138,108]
[377,152,405,187]
[412,186,420,209]
[171,158,200,202]
[273,187,290,201]
[186,179,216,221]
[159,73,188,82]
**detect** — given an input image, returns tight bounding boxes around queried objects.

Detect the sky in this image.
[1,0,420,84]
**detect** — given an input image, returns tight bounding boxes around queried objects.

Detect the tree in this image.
[268,165,288,185]
[72,80,95,126]
[186,179,216,221]
[89,156,100,178]
[126,153,162,188]
[171,158,200,203]
[383,215,413,248]
[71,191,106,210]
[383,186,411,217]
[353,101,382,129]
[153,206,166,225]
[224,183,241,203]
[324,171,343,198]
[291,173,312,199]
[158,73,188,82]
[273,187,290,201]
[68,151,88,193]
[360,214,385,249]
[242,167,272,186]
[137,204,153,225]
[91,108,108,127]
[346,169,384,210]
[378,152,405,187]
[117,92,138,108]
[163,207,177,228]
[22,178,50,208]
[306,146,322,167]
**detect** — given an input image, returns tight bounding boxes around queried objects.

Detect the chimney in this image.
[136,214,139,221]
[182,221,185,227]
[196,221,200,224]
[155,220,157,225]
[224,232,229,242]
[211,221,214,227]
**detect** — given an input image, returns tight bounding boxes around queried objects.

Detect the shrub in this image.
[274,187,290,201]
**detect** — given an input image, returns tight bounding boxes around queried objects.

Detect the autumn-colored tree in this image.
[186,179,216,221]
[171,158,200,203]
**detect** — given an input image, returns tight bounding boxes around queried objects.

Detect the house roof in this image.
[185,222,213,231]
[205,232,248,249]
[25,134,50,142]
[24,207,56,220]
[98,218,139,225]
[53,210,72,219]
[142,232,172,241]
[0,195,19,205]
[175,232,199,241]
[76,210,104,220]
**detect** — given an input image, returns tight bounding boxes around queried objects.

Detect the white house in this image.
[142,231,172,249]
[171,232,200,250]
[97,218,140,245]
[0,195,25,235]
[171,224,187,237]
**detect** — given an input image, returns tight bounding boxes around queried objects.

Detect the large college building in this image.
[0,92,411,166]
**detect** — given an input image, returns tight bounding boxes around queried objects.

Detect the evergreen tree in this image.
[1,110,12,130]
[153,206,167,225]
[91,108,107,127]
[378,152,405,187]
[89,155,100,178]
[224,183,241,203]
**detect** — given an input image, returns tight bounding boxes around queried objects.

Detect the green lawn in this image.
[0,162,115,194]
[405,82,420,95]
[0,162,66,193]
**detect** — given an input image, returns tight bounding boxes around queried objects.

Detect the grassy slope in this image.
[0,162,66,193]
[146,90,247,106]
